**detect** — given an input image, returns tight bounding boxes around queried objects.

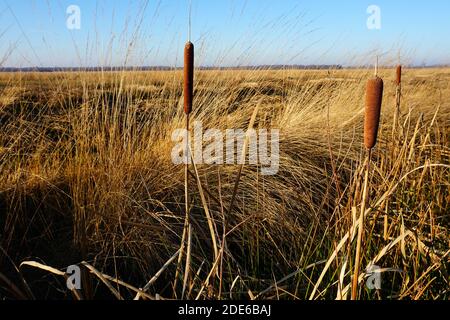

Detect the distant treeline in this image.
[0,65,343,72]
[0,64,448,73]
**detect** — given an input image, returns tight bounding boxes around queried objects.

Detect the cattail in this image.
[353,69,384,300]
[178,41,194,299]
[184,42,194,115]
[364,76,384,149]
[395,65,402,86]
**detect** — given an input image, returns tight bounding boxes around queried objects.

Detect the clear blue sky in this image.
[1,0,449,67]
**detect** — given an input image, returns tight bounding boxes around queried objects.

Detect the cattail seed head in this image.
[395,65,402,86]
[184,42,194,115]
[364,76,384,149]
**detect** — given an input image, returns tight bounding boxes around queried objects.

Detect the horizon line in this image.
[1,64,449,73]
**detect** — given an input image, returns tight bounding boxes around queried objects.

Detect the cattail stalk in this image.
[351,150,371,300]
[393,65,402,137]
[174,41,194,298]
[182,42,194,299]
[352,74,384,300]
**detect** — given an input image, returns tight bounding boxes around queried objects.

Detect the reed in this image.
[184,42,194,115]
[352,74,384,300]
[396,65,402,86]
[393,65,402,137]
[182,41,194,299]
[174,41,195,299]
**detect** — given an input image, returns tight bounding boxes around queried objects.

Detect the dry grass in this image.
[0,67,449,300]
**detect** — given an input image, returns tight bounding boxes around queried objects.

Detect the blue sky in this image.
[1,0,449,67]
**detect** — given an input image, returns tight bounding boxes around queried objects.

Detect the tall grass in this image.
[0,67,449,300]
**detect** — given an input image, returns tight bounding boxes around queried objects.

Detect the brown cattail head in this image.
[184,42,194,114]
[395,65,402,86]
[364,76,384,149]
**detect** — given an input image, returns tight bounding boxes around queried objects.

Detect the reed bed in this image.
[0,67,449,300]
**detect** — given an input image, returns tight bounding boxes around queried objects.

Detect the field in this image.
[0,68,449,300]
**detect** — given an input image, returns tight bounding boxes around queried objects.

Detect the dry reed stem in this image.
[0,272,28,300]
[189,144,220,263]
[81,262,124,300]
[20,261,83,300]
[182,223,192,299]
[0,247,35,299]
[351,150,371,300]
[136,248,181,300]
[226,99,261,217]
[341,229,431,298]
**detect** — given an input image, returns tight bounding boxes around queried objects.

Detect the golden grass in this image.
[0,67,449,300]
